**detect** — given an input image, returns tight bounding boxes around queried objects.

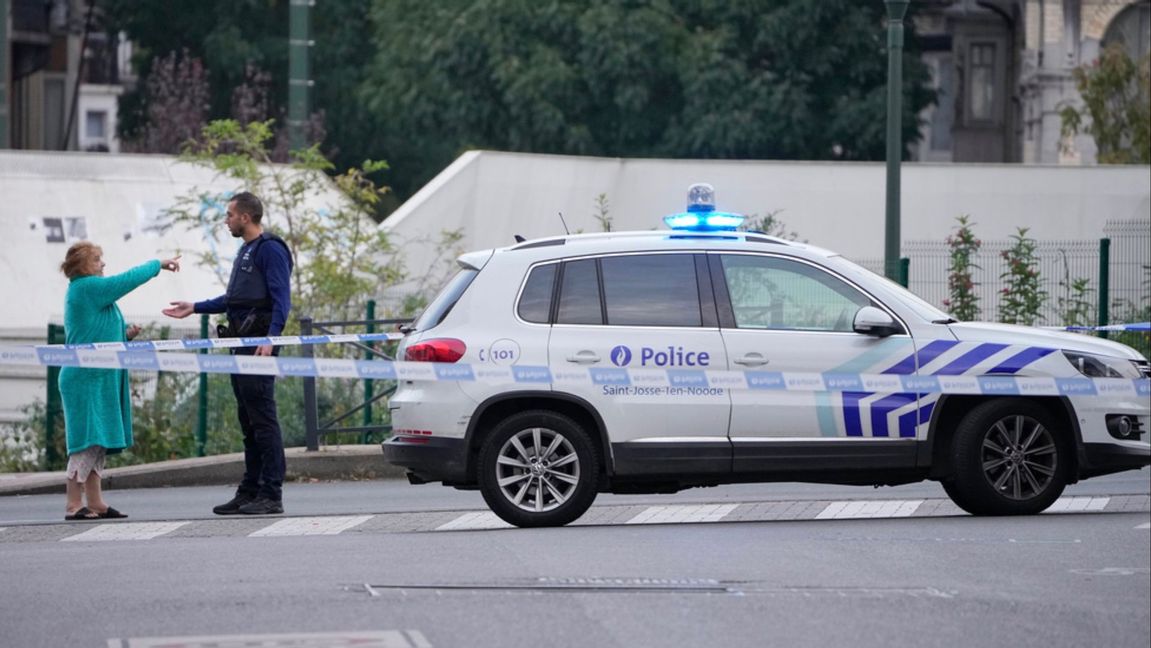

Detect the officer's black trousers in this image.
[229,353,286,501]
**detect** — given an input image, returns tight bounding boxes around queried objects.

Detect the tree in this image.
[104,0,343,160]
[361,0,935,199]
[168,119,402,325]
[1060,44,1151,164]
[121,50,210,153]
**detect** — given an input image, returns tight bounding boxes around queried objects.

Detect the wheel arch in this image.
[464,391,612,485]
[926,395,1082,483]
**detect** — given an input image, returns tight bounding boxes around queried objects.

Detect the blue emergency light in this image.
[663,183,746,231]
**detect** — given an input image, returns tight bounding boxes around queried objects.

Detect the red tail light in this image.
[403,338,467,363]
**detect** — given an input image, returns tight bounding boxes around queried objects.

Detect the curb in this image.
[0,445,406,496]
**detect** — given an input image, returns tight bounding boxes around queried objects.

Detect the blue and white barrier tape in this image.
[1051,322,1150,332]
[2,346,1147,397]
[34,332,405,352]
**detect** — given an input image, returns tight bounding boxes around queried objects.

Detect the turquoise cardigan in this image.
[59,260,161,456]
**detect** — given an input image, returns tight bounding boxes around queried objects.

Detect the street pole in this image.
[1,0,10,148]
[288,0,313,152]
[884,0,909,281]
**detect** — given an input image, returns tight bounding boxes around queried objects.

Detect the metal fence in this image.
[851,219,1150,327]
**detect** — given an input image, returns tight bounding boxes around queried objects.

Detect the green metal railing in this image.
[300,301,412,451]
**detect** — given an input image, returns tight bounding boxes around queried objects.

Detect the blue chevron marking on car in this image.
[932,343,1011,375]
[868,393,918,437]
[882,339,960,374]
[986,347,1056,374]
[817,338,912,437]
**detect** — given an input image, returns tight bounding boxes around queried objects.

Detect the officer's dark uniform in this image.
[197,233,293,506]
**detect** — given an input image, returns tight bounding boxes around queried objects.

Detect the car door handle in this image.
[733,353,769,367]
[566,351,601,364]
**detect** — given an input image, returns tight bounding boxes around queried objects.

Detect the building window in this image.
[1103,2,1151,62]
[969,43,996,122]
[930,53,954,151]
[85,111,107,139]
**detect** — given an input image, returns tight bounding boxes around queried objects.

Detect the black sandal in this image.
[64,507,100,521]
[97,507,128,519]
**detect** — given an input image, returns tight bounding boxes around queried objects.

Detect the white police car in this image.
[384,184,1150,527]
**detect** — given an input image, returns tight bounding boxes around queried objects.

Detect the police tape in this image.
[1051,322,1151,332]
[34,332,405,352]
[2,345,1148,397]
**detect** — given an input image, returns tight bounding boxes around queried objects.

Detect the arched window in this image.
[1103,2,1151,61]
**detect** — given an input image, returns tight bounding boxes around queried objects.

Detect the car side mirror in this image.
[853,306,901,338]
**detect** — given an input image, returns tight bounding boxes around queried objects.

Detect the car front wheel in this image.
[478,410,599,527]
[946,399,1069,516]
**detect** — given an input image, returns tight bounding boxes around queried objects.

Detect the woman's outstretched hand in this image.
[160,256,182,272]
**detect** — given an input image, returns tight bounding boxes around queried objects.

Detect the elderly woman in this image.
[59,242,181,521]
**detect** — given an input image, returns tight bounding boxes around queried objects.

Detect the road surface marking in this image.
[1136,522,1150,530]
[816,500,923,519]
[1046,496,1109,513]
[249,515,373,537]
[62,522,187,542]
[436,511,513,531]
[625,504,738,525]
[405,630,433,648]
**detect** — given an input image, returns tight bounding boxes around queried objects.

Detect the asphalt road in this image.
[1,471,1148,648]
[1,470,1148,525]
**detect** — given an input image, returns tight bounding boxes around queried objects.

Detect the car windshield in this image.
[827,255,954,323]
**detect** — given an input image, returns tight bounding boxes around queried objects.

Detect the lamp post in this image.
[288,0,313,152]
[884,0,909,281]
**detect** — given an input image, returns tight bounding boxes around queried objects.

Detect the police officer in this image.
[164,191,293,515]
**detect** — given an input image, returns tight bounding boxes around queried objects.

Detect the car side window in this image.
[601,254,702,327]
[719,254,871,332]
[517,263,556,323]
[556,259,603,325]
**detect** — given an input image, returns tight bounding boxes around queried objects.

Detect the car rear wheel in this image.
[478,410,599,527]
[946,399,1069,516]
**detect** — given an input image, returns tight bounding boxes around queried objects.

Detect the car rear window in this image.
[413,269,479,331]
[517,263,557,323]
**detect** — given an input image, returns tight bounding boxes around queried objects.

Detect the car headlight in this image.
[1062,351,1142,379]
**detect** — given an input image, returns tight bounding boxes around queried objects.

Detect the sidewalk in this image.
[0,445,405,496]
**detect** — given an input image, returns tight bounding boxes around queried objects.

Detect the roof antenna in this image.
[557,211,571,235]
[513,235,526,243]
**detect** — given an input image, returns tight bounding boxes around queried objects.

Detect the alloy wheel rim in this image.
[979,415,1057,501]
[495,427,580,513]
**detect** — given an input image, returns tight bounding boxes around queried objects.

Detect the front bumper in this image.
[1080,442,1151,479]
[382,436,468,484]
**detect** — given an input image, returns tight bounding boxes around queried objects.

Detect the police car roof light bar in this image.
[664,182,746,232]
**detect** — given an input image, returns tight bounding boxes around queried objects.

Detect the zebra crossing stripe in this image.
[1135,522,1150,530]
[435,512,512,531]
[61,522,188,542]
[1045,496,1110,513]
[625,504,738,525]
[248,515,373,537]
[816,500,923,520]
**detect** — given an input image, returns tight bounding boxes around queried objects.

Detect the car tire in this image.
[946,399,1069,516]
[478,410,600,527]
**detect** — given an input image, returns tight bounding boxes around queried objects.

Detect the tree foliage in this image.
[105,0,934,203]
[120,50,211,154]
[362,0,935,198]
[168,119,402,326]
[1060,44,1151,164]
[104,0,351,161]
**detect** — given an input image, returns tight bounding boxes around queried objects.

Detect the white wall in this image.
[381,151,1151,281]
[0,150,345,423]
